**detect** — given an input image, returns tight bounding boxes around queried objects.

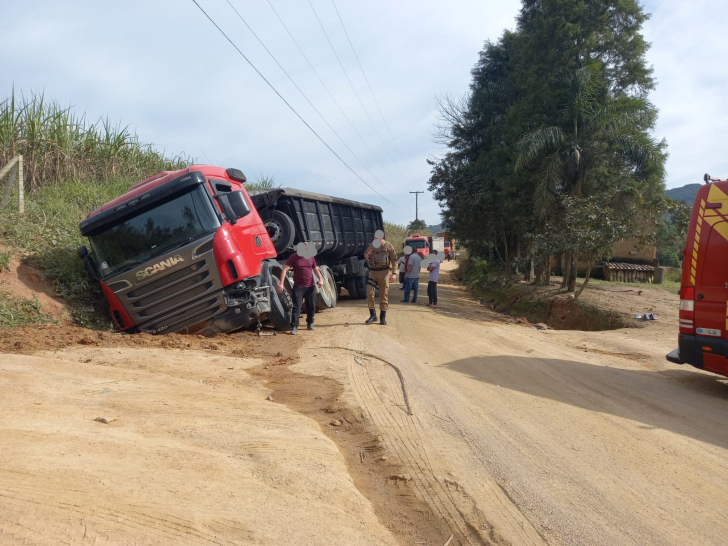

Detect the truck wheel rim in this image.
[265,220,282,242]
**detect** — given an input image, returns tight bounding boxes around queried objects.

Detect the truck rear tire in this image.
[345,277,360,299]
[267,274,293,330]
[262,210,295,254]
[326,268,337,308]
[315,265,334,311]
[354,270,369,300]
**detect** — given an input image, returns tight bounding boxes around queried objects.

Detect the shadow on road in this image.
[444,355,728,449]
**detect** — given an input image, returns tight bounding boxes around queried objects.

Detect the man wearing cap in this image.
[363,230,397,325]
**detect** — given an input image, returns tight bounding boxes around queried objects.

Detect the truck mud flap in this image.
[666,348,683,365]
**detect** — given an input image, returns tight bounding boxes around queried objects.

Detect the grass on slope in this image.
[0,177,135,328]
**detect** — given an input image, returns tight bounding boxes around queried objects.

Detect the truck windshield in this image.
[88,186,219,277]
[406,240,427,249]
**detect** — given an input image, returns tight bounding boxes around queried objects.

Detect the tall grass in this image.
[0,89,190,191]
[384,222,407,255]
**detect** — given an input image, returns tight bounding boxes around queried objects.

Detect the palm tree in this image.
[516,65,665,290]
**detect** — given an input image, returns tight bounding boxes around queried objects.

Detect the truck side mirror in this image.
[78,245,89,259]
[218,191,251,225]
[84,255,101,281]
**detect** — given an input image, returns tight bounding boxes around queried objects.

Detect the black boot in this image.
[380,311,387,325]
[365,308,378,324]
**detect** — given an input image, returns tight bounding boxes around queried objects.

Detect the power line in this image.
[330,0,418,184]
[223,0,405,208]
[265,0,403,190]
[306,0,408,182]
[189,0,404,210]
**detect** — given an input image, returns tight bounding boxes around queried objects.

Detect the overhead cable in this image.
[189,0,405,210]
[225,0,406,208]
[330,0,418,184]
[265,0,402,188]
[306,0,408,181]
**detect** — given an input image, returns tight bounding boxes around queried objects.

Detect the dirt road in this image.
[291,261,728,545]
[1,260,728,545]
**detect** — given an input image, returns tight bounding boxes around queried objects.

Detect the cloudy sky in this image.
[2,0,726,224]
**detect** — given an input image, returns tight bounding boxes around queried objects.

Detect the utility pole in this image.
[409,190,424,221]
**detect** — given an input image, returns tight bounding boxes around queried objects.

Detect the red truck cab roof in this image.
[86,165,237,219]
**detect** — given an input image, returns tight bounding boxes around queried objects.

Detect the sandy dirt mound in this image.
[0,256,71,321]
[0,339,398,545]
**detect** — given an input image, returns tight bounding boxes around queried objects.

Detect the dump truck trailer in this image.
[248,187,384,300]
[78,165,382,335]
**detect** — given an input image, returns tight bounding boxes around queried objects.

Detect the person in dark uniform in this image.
[363,230,398,325]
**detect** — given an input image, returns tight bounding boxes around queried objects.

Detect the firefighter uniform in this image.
[364,239,398,325]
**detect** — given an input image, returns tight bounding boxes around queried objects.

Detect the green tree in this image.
[515,65,666,290]
[656,197,690,267]
[429,0,665,288]
[406,219,429,234]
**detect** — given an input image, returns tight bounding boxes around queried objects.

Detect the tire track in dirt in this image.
[346,352,479,544]
[331,336,544,546]
[251,348,453,545]
[0,483,231,545]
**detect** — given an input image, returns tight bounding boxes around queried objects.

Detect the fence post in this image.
[0,155,23,214]
[18,155,24,214]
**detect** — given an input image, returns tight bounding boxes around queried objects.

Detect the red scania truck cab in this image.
[667,174,728,377]
[405,234,430,258]
[78,165,286,336]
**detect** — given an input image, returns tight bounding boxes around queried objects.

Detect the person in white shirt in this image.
[397,255,407,289]
[427,250,441,307]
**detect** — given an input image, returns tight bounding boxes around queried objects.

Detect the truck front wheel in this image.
[267,274,293,330]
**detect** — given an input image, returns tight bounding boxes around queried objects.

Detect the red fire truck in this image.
[667,174,728,377]
[405,234,430,258]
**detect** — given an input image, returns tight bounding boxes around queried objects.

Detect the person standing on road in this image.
[277,251,325,335]
[427,250,441,307]
[364,230,398,325]
[397,254,407,289]
[402,250,423,303]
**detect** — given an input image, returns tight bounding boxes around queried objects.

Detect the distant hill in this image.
[666,184,701,204]
[428,224,443,234]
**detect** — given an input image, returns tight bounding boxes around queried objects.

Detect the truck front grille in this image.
[120,256,225,334]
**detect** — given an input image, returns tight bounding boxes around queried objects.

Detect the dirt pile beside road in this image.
[0,325,403,545]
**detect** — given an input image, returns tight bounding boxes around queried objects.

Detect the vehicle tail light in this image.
[679,286,695,334]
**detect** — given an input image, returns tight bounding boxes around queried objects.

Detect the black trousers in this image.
[291,285,316,327]
[427,281,438,305]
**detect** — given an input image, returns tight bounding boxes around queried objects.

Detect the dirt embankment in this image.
[472,277,677,331]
